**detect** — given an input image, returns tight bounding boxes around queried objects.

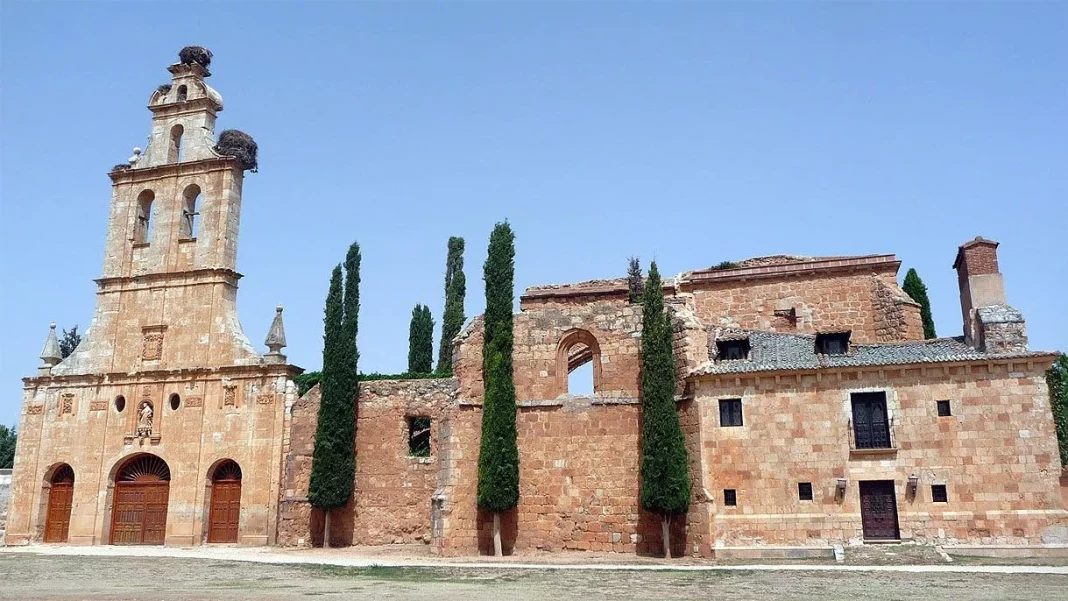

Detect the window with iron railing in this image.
[849,391,894,450]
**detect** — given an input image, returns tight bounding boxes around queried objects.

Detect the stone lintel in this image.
[22,362,302,389]
[108,156,238,182]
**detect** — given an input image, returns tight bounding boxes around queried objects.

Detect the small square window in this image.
[931,484,948,503]
[723,489,737,507]
[815,332,851,356]
[719,399,743,427]
[798,482,814,501]
[407,416,432,457]
[716,339,750,361]
[936,400,952,417]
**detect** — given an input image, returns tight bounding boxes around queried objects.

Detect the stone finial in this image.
[128,147,142,166]
[40,323,62,367]
[265,305,287,356]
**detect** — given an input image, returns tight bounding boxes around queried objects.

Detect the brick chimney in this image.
[952,237,1028,353]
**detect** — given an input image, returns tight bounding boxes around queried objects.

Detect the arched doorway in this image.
[207,460,242,543]
[44,464,74,543]
[110,454,170,545]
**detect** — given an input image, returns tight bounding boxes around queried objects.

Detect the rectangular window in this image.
[798,482,814,501]
[816,332,851,356]
[936,400,952,417]
[716,339,750,361]
[931,484,948,503]
[719,398,743,427]
[723,489,737,507]
[851,391,892,450]
[407,416,432,457]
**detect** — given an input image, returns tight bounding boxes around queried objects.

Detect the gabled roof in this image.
[691,330,1053,377]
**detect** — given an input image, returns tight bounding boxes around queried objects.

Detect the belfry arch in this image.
[555,328,602,396]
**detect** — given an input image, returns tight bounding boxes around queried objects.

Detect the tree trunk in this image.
[493,512,503,557]
[323,510,331,549]
[661,515,671,559]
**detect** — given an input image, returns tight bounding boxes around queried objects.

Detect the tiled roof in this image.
[691,330,1052,377]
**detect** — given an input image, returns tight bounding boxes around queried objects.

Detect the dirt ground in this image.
[1,554,1067,601]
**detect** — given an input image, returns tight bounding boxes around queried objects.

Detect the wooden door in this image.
[859,480,900,540]
[111,481,169,545]
[44,482,74,543]
[207,480,241,543]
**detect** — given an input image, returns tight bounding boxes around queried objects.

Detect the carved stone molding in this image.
[60,393,75,415]
[223,384,237,407]
[90,400,108,411]
[142,332,165,361]
[26,405,44,415]
[257,393,274,405]
[185,396,204,408]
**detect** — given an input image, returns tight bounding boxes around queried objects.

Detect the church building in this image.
[7,49,1066,556]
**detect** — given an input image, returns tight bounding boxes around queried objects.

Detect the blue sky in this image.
[1,2,1065,427]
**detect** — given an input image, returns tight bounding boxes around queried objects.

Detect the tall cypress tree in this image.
[639,261,690,559]
[627,256,643,304]
[408,304,434,374]
[902,268,936,339]
[437,237,466,375]
[308,242,360,548]
[477,222,519,556]
[1048,353,1068,467]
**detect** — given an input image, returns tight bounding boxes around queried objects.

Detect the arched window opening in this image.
[180,184,201,239]
[169,393,181,411]
[168,124,184,163]
[176,85,187,102]
[44,464,75,543]
[556,329,602,397]
[208,460,242,543]
[114,395,126,413]
[134,190,154,245]
[567,344,595,395]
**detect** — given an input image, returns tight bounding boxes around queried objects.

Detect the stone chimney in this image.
[952,237,1028,353]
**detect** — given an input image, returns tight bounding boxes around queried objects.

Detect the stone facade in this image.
[6,53,300,547]
[10,49,1066,556]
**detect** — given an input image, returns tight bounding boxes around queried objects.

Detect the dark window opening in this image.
[851,391,892,450]
[774,307,798,326]
[115,395,126,413]
[719,398,743,427]
[716,339,750,361]
[798,482,814,501]
[816,332,851,355]
[931,484,948,503]
[723,489,737,507]
[169,393,180,411]
[176,85,187,101]
[408,416,431,457]
[936,400,952,417]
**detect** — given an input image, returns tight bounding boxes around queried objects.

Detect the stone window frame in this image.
[406,416,433,459]
[931,484,949,503]
[841,385,899,452]
[936,399,952,417]
[798,482,814,502]
[723,488,738,507]
[555,328,603,397]
[718,398,744,427]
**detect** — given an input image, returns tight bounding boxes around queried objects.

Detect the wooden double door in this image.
[110,481,169,545]
[859,480,900,540]
[207,479,242,543]
[44,482,74,543]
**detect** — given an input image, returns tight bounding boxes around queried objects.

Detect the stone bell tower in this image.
[9,48,297,548]
[58,49,260,374]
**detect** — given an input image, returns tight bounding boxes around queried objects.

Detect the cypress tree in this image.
[437,237,466,375]
[902,268,937,339]
[1048,353,1068,467]
[308,242,360,548]
[639,261,690,559]
[408,304,434,374]
[627,256,643,304]
[477,222,519,556]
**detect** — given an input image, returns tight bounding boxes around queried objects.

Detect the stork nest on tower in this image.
[178,46,213,69]
[215,130,259,172]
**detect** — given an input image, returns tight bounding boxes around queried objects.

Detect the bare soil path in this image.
[2,553,1067,601]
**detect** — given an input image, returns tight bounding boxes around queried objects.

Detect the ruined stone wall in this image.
[277,378,459,547]
[6,368,295,546]
[689,359,1066,549]
[0,470,12,543]
[431,398,667,556]
[684,264,921,343]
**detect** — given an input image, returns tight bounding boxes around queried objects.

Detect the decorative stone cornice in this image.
[108,156,238,183]
[23,362,303,389]
[95,267,243,291]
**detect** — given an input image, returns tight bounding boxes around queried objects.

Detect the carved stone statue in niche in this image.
[137,401,154,437]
